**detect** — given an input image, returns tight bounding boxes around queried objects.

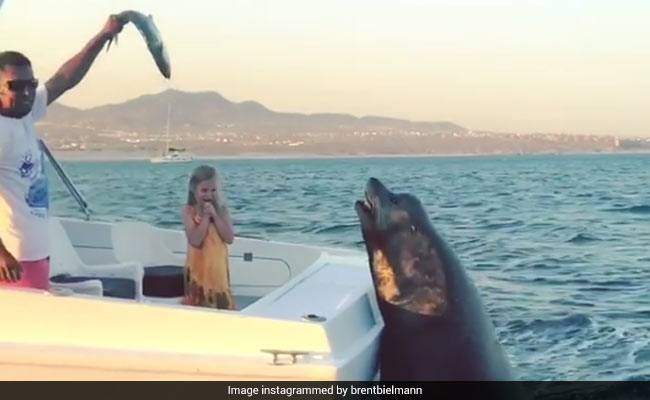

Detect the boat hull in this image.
[0,218,382,381]
[150,156,194,163]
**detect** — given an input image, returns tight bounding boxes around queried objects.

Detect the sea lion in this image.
[355,177,516,381]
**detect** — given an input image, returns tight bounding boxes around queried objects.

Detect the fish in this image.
[108,10,171,79]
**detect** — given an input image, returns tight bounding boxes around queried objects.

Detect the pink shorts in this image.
[0,257,50,290]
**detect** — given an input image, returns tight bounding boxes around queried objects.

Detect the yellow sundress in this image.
[183,205,236,310]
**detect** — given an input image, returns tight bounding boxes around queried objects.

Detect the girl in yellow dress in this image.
[182,165,236,310]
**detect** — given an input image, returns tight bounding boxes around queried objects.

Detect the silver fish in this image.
[108,10,171,79]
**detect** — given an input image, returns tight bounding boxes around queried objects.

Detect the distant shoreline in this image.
[52,152,487,162]
[48,150,650,162]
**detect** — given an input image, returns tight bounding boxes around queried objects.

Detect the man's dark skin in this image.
[0,15,126,284]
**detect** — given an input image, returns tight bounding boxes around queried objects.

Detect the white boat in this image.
[150,149,194,163]
[150,103,194,163]
[0,142,383,381]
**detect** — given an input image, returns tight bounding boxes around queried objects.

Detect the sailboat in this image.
[150,102,194,163]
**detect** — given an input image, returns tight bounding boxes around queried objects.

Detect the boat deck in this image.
[234,295,261,309]
[50,263,262,310]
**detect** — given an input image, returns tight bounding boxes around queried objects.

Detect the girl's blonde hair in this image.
[187,165,227,209]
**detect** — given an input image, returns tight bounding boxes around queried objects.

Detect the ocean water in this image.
[48,153,650,381]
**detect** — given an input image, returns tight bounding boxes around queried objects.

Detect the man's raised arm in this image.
[45,15,126,105]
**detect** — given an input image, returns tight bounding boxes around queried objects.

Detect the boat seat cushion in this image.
[143,265,184,298]
[50,266,185,300]
[50,274,136,299]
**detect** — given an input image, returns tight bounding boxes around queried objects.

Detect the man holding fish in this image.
[0,14,127,289]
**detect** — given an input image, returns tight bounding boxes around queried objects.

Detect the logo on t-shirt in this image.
[17,151,49,217]
[18,152,36,178]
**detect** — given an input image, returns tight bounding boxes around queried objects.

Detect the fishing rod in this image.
[38,139,91,221]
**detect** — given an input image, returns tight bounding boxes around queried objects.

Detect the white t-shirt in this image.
[0,84,50,261]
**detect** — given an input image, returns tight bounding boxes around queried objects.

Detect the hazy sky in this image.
[1,0,648,136]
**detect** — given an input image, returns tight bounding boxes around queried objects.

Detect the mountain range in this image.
[40,89,465,138]
[36,89,634,157]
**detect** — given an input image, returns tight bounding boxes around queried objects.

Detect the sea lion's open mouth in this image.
[364,190,374,213]
[356,178,386,222]
[355,191,375,224]
[355,198,373,217]
[360,187,375,213]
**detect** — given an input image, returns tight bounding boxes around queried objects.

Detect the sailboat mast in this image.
[164,102,171,156]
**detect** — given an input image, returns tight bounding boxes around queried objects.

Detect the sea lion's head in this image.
[355,177,447,316]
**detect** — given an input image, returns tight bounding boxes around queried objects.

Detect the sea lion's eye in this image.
[389,194,398,205]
